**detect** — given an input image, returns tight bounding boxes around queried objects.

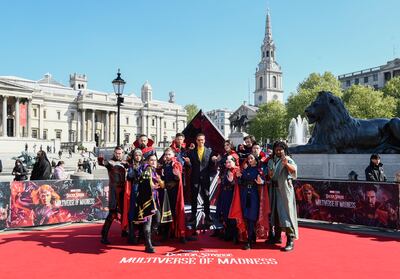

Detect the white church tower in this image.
[254,9,283,106]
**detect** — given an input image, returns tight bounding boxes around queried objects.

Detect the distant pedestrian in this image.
[68,149,72,158]
[40,145,43,151]
[52,161,67,180]
[25,143,28,152]
[58,150,62,160]
[365,154,387,182]
[12,159,28,181]
[77,159,84,172]
[30,151,52,181]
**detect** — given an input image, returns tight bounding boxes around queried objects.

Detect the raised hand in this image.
[255,174,264,185]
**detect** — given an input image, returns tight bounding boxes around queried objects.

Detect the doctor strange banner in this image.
[294,179,399,229]
[9,179,109,228]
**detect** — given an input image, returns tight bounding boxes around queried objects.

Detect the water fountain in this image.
[288,115,310,145]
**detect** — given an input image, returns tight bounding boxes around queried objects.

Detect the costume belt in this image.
[241,182,257,189]
[165,181,178,190]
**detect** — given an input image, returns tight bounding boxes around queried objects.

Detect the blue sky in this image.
[1,0,399,111]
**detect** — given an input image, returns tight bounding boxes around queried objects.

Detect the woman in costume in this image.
[135,154,164,253]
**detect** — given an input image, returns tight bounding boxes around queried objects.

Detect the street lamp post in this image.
[112,69,126,147]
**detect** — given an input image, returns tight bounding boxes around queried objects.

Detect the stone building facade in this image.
[0,73,187,153]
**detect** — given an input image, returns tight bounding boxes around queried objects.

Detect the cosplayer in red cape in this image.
[214,155,240,243]
[229,153,270,250]
[159,147,186,243]
[133,134,156,160]
[211,140,239,238]
[122,148,144,244]
[98,146,128,244]
[134,154,166,253]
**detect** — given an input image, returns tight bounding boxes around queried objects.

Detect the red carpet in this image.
[0,223,398,279]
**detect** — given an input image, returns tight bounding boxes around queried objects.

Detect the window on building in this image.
[43,130,47,140]
[126,117,129,125]
[373,84,379,89]
[57,111,61,120]
[32,129,38,139]
[152,119,155,126]
[267,51,269,57]
[373,73,378,81]
[346,80,351,87]
[259,76,263,89]
[273,76,277,88]
[43,110,47,119]
[164,121,167,129]
[273,95,278,100]
[124,133,130,144]
[55,130,62,139]
[33,108,37,118]
[71,112,75,120]
[364,76,369,83]
[258,95,262,102]
[173,122,175,129]
[355,78,359,85]
[384,72,391,81]
[136,118,140,126]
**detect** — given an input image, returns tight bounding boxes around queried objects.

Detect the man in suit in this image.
[184,133,217,228]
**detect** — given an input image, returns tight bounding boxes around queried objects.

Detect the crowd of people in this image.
[99,133,298,253]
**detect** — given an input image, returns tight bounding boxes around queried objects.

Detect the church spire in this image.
[265,8,272,43]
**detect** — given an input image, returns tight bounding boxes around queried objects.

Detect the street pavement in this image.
[0,151,108,182]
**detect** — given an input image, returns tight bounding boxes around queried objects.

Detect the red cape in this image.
[121,178,132,231]
[170,141,187,154]
[170,158,186,238]
[228,167,270,240]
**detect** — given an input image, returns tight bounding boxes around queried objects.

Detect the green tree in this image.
[184,104,199,122]
[383,76,400,116]
[286,72,343,121]
[248,100,287,143]
[342,85,396,119]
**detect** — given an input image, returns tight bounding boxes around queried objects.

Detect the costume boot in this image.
[243,239,251,250]
[127,222,137,245]
[283,234,294,252]
[100,218,113,245]
[210,229,220,237]
[144,231,155,253]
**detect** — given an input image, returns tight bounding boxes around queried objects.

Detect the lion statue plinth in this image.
[289,91,400,154]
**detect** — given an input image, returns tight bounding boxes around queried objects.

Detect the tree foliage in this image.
[383,76,400,116]
[248,100,287,143]
[342,85,396,119]
[286,72,343,122]
[184,104,200,122]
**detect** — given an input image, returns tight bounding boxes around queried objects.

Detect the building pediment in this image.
[0,79,35,93]
[229,104,258,121]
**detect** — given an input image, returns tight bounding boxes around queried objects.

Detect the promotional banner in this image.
[9,179,109,228]
[294,180,400,229]
[19,102,27,127]
[0,182,11,230]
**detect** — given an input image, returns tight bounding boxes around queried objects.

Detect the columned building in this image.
[338,58,400,90]
[254,10,284,106]
[0,73,186,153]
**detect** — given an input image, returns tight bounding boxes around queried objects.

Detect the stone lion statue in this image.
[289,91,400,154]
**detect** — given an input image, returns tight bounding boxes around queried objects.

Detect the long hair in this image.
[272,141,291,157]
[31,184,60,205]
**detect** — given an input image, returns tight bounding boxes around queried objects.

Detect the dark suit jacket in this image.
[187,147,215,185]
